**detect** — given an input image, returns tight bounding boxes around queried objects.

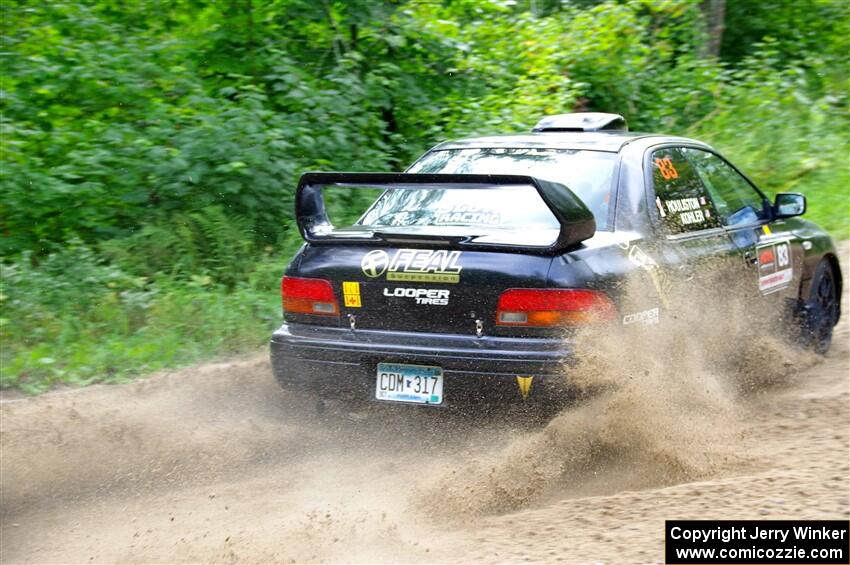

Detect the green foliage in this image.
[721,1,850,68]
[101,206,257,288]
[685,49,849,236]
[1,0,848,392]
[1,2,394,254]
[0,238,296,393]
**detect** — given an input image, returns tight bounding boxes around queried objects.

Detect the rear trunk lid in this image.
[293,244,555,334]
[286,172,597,335]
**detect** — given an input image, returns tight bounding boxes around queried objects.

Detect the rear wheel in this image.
[798,260,839,354]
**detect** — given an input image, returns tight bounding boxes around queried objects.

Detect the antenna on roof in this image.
[532,112,628,133]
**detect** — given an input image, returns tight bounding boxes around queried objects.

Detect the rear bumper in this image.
[269,323,574,404]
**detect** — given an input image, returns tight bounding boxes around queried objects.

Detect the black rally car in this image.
[270,113,842,406]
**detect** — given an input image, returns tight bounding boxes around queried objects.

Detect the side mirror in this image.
[773,192,806,219]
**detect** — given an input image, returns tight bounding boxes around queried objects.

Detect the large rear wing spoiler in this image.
[295,172,596,254]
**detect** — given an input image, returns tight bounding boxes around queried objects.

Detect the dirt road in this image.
[2,262,848,563]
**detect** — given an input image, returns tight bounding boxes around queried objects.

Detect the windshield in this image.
[404,148,616,229]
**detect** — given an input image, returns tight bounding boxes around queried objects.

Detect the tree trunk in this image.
[700,0,726,58]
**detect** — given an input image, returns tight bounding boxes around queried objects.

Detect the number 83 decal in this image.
[776,242,790,267]
[654,157,679,180]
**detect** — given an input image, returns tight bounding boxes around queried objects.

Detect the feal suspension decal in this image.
[361,249,462,283]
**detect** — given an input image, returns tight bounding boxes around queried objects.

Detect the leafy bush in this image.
[1,0,847,392]
[686,49,849,235]
[101,206,257,288]
[0,238,295,393]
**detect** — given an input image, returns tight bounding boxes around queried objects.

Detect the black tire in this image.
[798,260,840,354]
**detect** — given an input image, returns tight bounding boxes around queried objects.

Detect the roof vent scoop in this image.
[533,112,628,133]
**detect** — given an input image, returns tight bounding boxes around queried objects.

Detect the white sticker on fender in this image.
[757,239,793,294]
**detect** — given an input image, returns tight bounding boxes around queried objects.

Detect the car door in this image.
[645,145,744,308]
[683,147,803,306]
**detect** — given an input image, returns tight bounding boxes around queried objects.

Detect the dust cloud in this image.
[417,264,822,519]
[0,249,845,563]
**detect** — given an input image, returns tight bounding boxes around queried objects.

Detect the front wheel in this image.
[797,260,840,354]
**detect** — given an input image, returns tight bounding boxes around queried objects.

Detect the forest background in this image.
[2,0,848,392]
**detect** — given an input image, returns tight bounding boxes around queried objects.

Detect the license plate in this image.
[375,363,443,405]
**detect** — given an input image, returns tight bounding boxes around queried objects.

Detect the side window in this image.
[684,148,766,228]
[650,147,721,234]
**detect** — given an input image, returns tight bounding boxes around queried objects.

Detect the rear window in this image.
[404,148,617,229]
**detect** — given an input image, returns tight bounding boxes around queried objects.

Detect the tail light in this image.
[281,276,339,316]
[496,288,617,327]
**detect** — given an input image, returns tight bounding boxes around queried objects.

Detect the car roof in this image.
[431,132,712,153]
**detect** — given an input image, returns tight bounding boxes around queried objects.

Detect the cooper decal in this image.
[383,287,450,306]
[362,249,462,283]
[757,239,793,294]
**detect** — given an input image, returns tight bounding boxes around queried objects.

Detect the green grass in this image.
[0,242,298,394]
[0,275,276,394]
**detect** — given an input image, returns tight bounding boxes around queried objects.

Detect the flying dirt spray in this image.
[417,262,821,519]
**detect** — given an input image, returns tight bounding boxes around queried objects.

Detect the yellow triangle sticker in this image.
[516,376,533,400]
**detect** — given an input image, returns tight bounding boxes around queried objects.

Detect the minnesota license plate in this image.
[375,363,443,405]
